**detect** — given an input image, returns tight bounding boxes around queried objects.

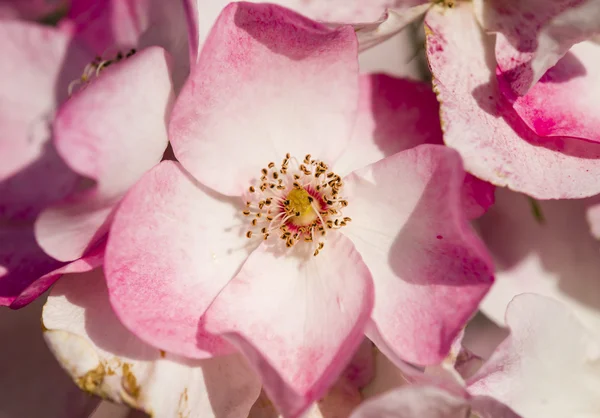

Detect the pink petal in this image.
[0,297,99,418]
[426,2,600,199]
[43,269,262,417]
[477,188,600,331]
[10,240,104,309]
[333,74,494,219]
[0,224,103,308]
[35,46,173,262]
[468,294,600,417]
[105,161,244,359]
[334,74,444,177]
[474,0,600,96]
[0,21,90,221]
[66,0,189,88]
[204,232,374,418]
[186,0,429,57]
[350,385,471,418]
[506,40,600,143]
[169,2,359,196]
[342,144,494,365]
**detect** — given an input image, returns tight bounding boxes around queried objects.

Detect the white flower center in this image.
[243,153,350,256]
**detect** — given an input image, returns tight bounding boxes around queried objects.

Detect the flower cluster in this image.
[1,1,600,418]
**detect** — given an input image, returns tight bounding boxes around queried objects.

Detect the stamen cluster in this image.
[68,49,137,95]
[243,153,351,256]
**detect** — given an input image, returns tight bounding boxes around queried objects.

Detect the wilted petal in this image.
[105,161,243,359]
[474,0,600,96]
[204,233,374,418]
[35,46,173,262]
[426,2,600,199]
[170,2,358,196]
[342,145,494,365]
[468,294,600,418]
[43,269,262,418]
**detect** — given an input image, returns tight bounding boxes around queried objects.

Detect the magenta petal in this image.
[169,2,359,196]
[105,161,244,359]
[342,145,494,365]
[505,41,600,143]
[333,74,494,219]
[475,0,600,96]
[334,74,444,177]
[204,233,374,418]
[35,46,173,262]
[0,225,102,308]
[426,2,600,199]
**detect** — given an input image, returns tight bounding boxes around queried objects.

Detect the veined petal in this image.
[43,269,262,418]
[105,161,247,359]
[468,294,600,418]
[169,2,359,196]
[35,46,173,262]
[474,0,600,96]
[0,21,89,221]
[506,41,600,143]
[342,145,494,365]
[426,2,600,199]
[204,232,374,418]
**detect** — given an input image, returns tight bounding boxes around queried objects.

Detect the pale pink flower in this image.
[425,2,600,199]
[105,3,493,417]
[0,0,188,306]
